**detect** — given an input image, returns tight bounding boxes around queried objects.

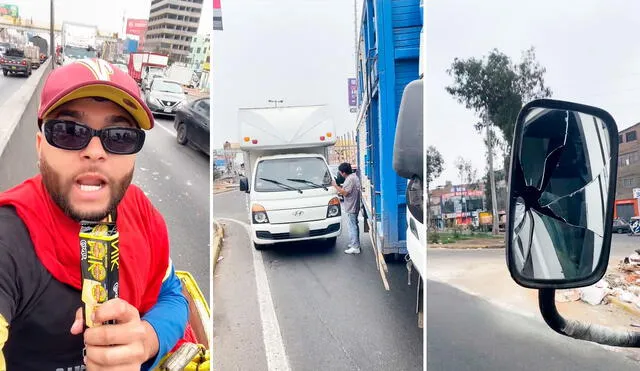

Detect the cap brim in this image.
[41,83,154,130]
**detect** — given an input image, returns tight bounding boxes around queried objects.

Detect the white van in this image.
[238,105,342,250]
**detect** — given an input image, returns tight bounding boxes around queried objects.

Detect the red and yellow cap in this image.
[38,58,154,130]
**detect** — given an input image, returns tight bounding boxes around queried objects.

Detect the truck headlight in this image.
[252,204,270,224]
[327,197,341,218]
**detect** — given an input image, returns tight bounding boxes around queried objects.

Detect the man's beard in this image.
[40,157,133,222]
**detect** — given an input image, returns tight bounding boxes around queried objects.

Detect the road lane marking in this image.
[215,217,291,371]
[154,120,177,138]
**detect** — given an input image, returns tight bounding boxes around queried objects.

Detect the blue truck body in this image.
[356,0,423,256]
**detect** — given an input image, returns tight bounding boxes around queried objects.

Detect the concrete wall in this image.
[0,60,52,191]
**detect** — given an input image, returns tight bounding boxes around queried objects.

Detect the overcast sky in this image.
[428,0,640,187]
[211,0,359,149]
[10,0,212,35]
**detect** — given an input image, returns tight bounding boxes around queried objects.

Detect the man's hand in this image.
[70,298,159,370]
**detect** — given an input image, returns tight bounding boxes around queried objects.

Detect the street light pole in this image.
[268,99,283,108]
[50,0,55,69]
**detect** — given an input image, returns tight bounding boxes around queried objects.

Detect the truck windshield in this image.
[254,157,332,192]
[64,46,97,59]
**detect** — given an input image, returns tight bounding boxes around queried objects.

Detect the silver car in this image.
[144,78,188,117]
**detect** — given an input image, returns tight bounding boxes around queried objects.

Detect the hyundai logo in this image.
[293,210,304,217]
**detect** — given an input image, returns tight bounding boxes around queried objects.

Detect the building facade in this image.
[189,33,209,70]
[615,122,640,220]
[144,0,203,63]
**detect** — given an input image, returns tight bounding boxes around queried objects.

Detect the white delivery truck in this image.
[61,22,98,65]
[166,63,197,87]
[238,105,343,250]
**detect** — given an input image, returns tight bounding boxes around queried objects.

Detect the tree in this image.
[454,156,478,190]
[427,146,445,228]
[483,168,507,215]
[446,47,552,233]
[427,146,445,192]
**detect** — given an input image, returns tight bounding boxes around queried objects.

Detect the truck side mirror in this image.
[393,79,423,181]
[506,99,618,289]
[239,177,249,193]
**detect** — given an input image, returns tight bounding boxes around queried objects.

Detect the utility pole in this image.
[50,0,55,68]
[268,99,283,108]
[486,107,499,235]
[354,0,358,74]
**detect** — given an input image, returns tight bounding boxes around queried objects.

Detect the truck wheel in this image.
[176,123,188,145]
[254,243,267,251]
[2,70,6,76]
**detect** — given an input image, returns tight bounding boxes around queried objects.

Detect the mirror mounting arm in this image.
[539,288,640,347]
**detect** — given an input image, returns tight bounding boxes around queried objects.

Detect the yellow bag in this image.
[154,271,211,371]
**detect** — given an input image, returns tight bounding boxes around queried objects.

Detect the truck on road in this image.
[61,22,98,65]
[24,44,40,69]
[128,52,169,86]
[238,105,343,250]
[166,63,197,87]
[0,48,32,77]
[355,0,424,324]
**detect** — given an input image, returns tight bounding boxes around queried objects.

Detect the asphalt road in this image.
[133,116,210,300]
[427,280,640,370]
[213,190,423,371]
[0,66,31,101]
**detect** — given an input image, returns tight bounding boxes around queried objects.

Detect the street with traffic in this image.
[213,190,423,371]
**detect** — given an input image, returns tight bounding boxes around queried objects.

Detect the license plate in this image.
[11,66,16,70]
[163,108,172,113]
[290,223,310,237]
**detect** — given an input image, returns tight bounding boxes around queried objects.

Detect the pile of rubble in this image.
[555,250,640,311]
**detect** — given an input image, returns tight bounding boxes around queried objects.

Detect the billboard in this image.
[0,4,18,22]
[126,19,148,36]
[213,0,223,30]
[348,78,357,112]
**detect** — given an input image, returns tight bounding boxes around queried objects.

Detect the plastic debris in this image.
[580,286,609,305]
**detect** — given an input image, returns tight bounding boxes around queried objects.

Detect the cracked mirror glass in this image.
[509,108,611,281]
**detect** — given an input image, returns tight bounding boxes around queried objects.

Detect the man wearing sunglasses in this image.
[0,59,189,370]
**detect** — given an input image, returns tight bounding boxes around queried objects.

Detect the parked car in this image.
[144,78,187,117]
[613,218,631,234]
[141,69,165,91]
[174,97,210,155]
[1,48,32,77]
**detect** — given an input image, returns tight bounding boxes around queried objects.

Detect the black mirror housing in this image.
[393,79,423,180]
[506,99,619,290]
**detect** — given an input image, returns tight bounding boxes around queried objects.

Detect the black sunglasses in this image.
[42,120,145,155]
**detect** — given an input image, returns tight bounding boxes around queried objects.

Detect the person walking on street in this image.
[332,162,362,254]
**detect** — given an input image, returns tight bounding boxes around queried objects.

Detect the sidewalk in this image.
[428,253,640,333]
[429,232,505,249]
[213,177,239,195]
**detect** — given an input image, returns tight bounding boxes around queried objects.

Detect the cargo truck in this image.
[355,0,424,325]
[61,22,98,65]
[238,105,343,250]
[128,51,169,85]
[23,44,40,69]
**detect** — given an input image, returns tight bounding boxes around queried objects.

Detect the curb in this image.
[430,243,504,249]
[213,187,236,195]
[608,295,640,317]
[212,219,224,274]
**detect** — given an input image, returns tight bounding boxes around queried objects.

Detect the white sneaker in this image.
[344,247,361,254]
